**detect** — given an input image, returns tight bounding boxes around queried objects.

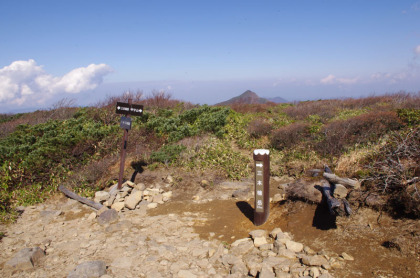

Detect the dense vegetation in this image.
[0,92,419,221]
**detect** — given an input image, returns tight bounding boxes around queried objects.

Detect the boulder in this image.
[125,191,143,210]
[97,209,119,225]
[5,247,45,270]
[67,261,107,278]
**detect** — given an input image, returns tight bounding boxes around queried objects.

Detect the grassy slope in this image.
[0,92,419,222]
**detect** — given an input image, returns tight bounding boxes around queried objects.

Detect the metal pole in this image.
[253,149,270,226]
[117,98,132,189]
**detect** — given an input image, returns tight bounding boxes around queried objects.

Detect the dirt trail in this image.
[1,174,419,277]
[151,197,420,277]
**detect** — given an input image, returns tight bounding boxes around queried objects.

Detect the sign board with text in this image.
[253,149,270,226]
[116,102,143,116]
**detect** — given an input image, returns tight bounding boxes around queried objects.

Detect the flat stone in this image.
[231,238,251,247]
[124,191,143,209]
[230,240,254,255]
[135,183,146,191]
[249,229,267,239]
[147,203,158,209]
[253,236,268,247]
[341,252,354,261]
[97,209,119,225]
[301,255,328,266]
[178,269,197,278]
[111,202,125,212]
[285,240,303,253]
[277,248,297,259]
[67,261,107,278]
[152,194,164,204]
[94,191,110,202]
[5,247,45,270]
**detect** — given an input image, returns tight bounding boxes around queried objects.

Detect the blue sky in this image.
[1,0,420,112]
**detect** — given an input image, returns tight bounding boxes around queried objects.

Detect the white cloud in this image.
[320,74,358,85]
[415,45,420,55]
[320,74,336,84]
[0,59,112,106]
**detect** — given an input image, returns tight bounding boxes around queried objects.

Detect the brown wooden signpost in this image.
[116,99,143,189]
[253,149,270,226]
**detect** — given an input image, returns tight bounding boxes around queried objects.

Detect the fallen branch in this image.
[58,185,103,210]
[323,172,361,190]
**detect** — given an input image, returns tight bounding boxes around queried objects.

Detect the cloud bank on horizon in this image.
[0,59,112,107]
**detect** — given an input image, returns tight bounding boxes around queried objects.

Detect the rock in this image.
[123,181,135,188]
[40,210,62,218]
[231,238,252,247]
[259,265,276,278]
[285,240,303,253]
[67,261,107,278]
[152,194,164,204]
[87,212,96,221]
[249,229,267,239]
[273,193,285,202]
[192,195,200,201]
[134,183,146,191]
[269,228,282,239]
[94,191,110,202]
[178,269,197,278]
[333,184,348,199]
[111,202,125,212]
[309,267,320,278]
[147,203,158,209]
[277,249,297,259]
[301,255,328,266]
[201,180,210,187]
[97,209,119,225]
[166,175,174,183]
[5,247,45,270]
[253,236,268,247]
[162,191,173,198]
[107,194,116,206]
[125,191,143,209]
[231,260,248,275]
[340,252,354,261]
[230,240,254,256]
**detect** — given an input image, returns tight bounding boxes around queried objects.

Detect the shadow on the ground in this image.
[313,185,337,230]
[236,201,254,224]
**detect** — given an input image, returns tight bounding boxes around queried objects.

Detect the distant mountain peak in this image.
[216,90,269,105]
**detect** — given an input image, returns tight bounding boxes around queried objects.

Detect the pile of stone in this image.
[223,228,353,278]
[94,181,173,212]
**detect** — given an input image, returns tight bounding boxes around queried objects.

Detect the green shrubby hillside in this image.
[0,92,419,221]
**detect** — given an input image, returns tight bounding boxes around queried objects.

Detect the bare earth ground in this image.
[1,169,419,277]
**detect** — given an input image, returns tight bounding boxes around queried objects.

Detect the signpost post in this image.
[115,99,143,189]
[253,149,270,226]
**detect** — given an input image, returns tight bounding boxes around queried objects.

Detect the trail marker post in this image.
[116,99,143,189]
[253,149,270,226]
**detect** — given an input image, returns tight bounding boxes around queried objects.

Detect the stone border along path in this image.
[0,178,352,278]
